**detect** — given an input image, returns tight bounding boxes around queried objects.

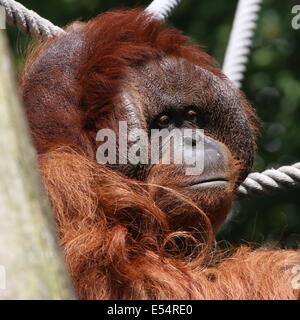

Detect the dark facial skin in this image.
[100,56,256,232]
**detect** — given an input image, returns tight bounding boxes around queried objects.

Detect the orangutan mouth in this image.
[188,177,229,189]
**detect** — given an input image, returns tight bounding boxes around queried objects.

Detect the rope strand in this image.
[222,0,263,88]
[0,0,64,38]
[146,0,183,20]
[237,162,300,199]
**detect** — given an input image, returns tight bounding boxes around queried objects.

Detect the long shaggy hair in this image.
[21,9,300,300]
[40,148,300,299]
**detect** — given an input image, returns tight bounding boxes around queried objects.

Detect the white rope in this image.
[222,0,263,88]
[145,0,183,21]
[237,162,300,199]
[0,0,64,38]
[223,0,300,198]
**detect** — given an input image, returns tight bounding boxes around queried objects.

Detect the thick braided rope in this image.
[222,0,263,88]
[223,0,300,197]
[0,0,65,38]
[237,162,300,199]
[146,0,182,21]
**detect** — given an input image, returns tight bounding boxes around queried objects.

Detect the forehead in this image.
[122,56,242,119]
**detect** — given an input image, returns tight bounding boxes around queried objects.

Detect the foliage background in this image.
[6,0,300,248]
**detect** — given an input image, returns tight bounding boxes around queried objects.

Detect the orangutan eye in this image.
[185,108,199,122]
[157,114,171,127]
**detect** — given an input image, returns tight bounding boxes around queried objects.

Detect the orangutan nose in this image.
[183,134,230,188]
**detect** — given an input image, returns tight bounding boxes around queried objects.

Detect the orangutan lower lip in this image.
[188,178,229,190]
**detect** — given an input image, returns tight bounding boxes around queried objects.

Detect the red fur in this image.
[20,9,300,300]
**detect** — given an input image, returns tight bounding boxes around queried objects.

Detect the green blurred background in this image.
[5,0,300,248]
